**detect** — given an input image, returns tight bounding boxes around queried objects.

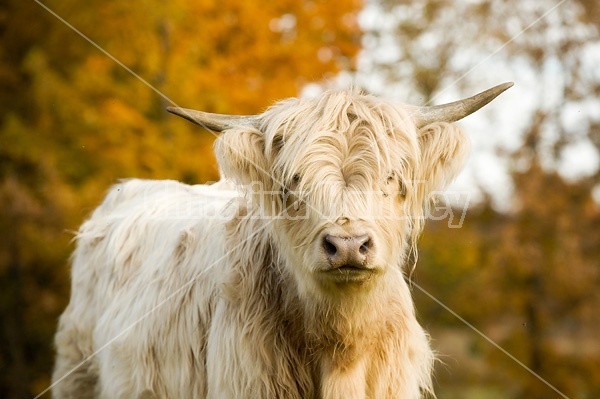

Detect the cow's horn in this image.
[167,107,260,132]
[412,82,513,127]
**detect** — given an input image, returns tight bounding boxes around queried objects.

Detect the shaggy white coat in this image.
[52,89,469,398]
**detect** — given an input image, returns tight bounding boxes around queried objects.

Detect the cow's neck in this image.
[284,273,411,398]
[300,287,396,362]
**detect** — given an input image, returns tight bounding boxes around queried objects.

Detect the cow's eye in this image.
[281,174,300,193]
[282,174,301,202]
[399,180,407,197]
[386,171,395,184]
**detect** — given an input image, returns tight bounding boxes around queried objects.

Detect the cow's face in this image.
[215,91,469,298]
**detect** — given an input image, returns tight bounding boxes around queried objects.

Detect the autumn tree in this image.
[416,169,600,398]
[482,162,600,398]
[360,0,600,189]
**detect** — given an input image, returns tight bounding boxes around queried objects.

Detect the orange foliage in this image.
[416,164,600,398]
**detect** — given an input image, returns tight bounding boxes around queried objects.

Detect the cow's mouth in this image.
[336,265,368,272]
[321,264,376,284]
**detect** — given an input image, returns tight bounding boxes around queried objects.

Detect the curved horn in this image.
[167,107,260,132]
[412,82,513,128]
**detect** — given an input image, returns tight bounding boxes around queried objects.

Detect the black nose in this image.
[322,234,372,269]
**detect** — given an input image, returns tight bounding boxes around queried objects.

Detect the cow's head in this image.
[168,83,511,299]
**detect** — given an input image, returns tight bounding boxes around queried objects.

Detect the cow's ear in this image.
[215,128,269,186]
[416,122,470,197]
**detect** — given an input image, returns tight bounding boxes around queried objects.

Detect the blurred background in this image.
[1,0,599,398]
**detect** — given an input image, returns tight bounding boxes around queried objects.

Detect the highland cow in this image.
[52,83,512,398]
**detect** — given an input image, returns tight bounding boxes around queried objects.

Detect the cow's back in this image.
[53,179,238,398]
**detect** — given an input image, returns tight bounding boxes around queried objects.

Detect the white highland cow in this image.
[52,83,512,398]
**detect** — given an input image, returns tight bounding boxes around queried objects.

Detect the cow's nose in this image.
[322,234,372,269]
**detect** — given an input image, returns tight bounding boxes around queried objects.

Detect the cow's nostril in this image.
[323,235,338,257]
[357,235,371,255]
[359,241,370,255]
